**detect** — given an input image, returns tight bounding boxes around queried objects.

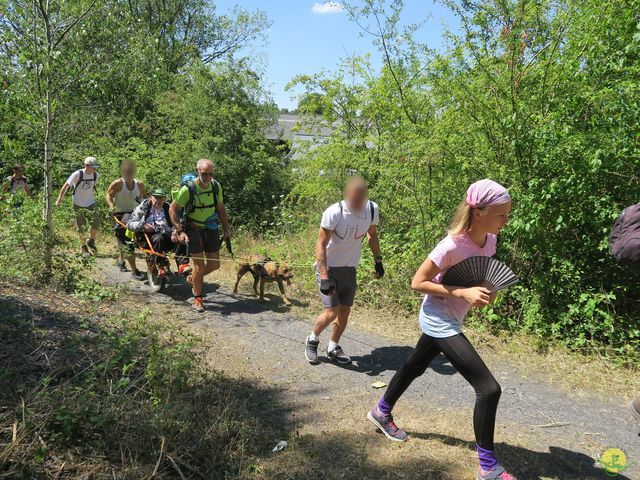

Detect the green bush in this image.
[0,198,88,292]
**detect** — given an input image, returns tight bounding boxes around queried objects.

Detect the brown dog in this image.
[233,255,294,306]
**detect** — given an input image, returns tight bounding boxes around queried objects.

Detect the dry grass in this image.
[0,281,286,479]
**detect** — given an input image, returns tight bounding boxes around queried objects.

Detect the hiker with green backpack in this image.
[169,158,230,313]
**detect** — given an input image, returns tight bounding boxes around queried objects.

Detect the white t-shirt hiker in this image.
[67,169,99,208]
[321,199,380,267]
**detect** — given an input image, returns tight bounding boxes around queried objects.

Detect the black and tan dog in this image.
[233,255,294,306]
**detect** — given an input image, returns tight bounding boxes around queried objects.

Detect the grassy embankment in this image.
[0,280,284,479]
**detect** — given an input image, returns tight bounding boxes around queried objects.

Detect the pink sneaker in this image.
[477,464,517,480]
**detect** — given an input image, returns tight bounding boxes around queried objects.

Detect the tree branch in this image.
[53,0,98,49]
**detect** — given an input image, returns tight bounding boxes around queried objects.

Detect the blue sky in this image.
[214,1,459,109]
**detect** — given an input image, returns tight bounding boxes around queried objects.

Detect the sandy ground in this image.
[95,258,639,480]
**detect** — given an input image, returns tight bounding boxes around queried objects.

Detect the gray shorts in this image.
[73,203,101,232]
[316,266,357,308]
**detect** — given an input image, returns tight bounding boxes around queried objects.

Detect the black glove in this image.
[374,260,385,278]
[225,237,233,257]
[319,278,335,295]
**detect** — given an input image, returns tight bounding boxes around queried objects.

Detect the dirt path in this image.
[101,261,639,480]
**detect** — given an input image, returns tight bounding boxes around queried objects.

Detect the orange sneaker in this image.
[178,263,192,276]
[193,296,205,313]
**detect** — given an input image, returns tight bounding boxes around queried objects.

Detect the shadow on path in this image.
[159,278,310,313]
[408,431,632,480]
[324,346,457,377]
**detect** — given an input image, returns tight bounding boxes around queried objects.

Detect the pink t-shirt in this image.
[419,232,497,338]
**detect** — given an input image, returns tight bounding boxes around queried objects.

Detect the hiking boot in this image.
[477,465,517,480]
[327,345,351,364]
[193,296,205,313]
[305,336,320,364]
[117,260,127,272]
[367,408,408,442]
[178,263,192,276]
[629,398,640,424]
[81,245,89,256]
[131,269,146,280]
[86,238,97,255]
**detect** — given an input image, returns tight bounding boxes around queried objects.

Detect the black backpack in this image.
[72,170,97,196]
[609,202,640,267]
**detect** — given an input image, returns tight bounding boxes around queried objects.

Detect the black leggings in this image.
[384,333,501,450]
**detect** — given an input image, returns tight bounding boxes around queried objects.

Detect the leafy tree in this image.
[286,0,640,358]
[1,0,100,275]
[1,0,278,278]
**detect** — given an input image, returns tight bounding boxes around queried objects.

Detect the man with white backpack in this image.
[55,156,101,255]
[305,176,384,365]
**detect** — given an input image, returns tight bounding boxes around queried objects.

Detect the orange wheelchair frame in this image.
[113,214,172,291]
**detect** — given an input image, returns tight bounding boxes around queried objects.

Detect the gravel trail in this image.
[102,261,639,480]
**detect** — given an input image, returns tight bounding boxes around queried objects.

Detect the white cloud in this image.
[311,2,344,14]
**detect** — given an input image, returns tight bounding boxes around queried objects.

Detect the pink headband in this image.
[466,179,511,208]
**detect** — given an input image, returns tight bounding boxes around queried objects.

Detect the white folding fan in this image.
[441,256,519,292]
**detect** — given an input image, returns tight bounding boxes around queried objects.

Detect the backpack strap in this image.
[338,201,374,223]
[11,176,27,191]
[183,182,197,217]
[72,170,97,196]
[72,170,83,195]
[184,180,219,218]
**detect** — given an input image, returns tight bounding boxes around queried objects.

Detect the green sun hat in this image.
[151,188,167,197]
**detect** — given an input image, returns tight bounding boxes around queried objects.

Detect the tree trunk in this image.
[43,89,53,278]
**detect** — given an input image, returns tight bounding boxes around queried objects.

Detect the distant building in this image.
[265,113,333,141]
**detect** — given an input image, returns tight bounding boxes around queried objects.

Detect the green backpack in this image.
[172,173,220,222]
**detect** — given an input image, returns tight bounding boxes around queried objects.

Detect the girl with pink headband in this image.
[368,179,516,480]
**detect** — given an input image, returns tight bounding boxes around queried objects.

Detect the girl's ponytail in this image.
[448,200,473,236]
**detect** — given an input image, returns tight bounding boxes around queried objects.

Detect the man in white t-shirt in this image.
[55,156,101,255]
[305,176,385,365]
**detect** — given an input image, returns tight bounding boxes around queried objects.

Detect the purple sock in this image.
[477,444,498,471]
[376,397,393,416]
